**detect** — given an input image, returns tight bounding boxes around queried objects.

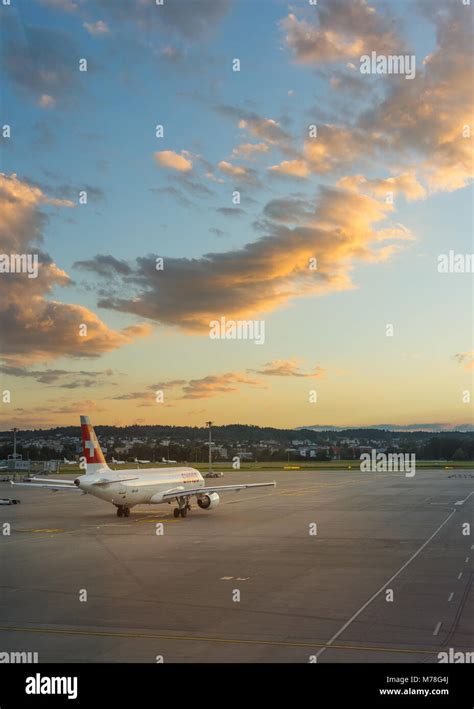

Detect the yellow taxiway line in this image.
[0,625,440,657]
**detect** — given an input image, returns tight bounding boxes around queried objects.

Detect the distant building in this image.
[214,446,228,459]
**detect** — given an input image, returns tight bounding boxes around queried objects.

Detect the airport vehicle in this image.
[0,498,20,505]
[111,456,126,465]
[12,416,275,518]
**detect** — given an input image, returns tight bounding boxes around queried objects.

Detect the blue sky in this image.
[0,0,472,429]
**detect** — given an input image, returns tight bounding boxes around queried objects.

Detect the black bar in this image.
[0,663,472,708]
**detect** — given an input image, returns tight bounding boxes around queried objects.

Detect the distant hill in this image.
[298,424,474,433]
[1,422,473,441]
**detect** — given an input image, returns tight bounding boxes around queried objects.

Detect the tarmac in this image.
[0,468,472,663]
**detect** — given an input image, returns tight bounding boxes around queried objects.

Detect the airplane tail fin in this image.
[80,415,110,472]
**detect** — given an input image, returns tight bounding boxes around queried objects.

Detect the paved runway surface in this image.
[0,469,472,662]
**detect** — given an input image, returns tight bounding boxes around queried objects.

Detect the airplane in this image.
[162,457,177,464]
[12,415,275,519]
[111,456,126,465]
[63,457,77,465]
[134,456,151,464]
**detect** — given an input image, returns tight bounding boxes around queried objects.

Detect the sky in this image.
[0,0,472,430]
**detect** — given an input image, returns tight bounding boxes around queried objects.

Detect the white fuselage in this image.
[76,466,204,508]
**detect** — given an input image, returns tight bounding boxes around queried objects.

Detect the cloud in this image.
[337,172,426,201]
[172,175,214,197]
[253,359,325,378]
[152,380,187,390]
[150,186,196,210]
[17,176,105,205]
[0,173,151,364]
[268,160,310,179]
[217,161,258,184]
[0,396,108,428]
[160,46,186,62]
[263,197,313,223]
[278,3,472,194]
[0,365,114,385]
[38,0,78,11]
[83,20,110,36]
[238,118,290,146]
[74,254,132,277]
[305,125,374,173]
[216,105,292,149]
[269,125,375,178]
[329,69,372,96]
[58,378,108,389]
[231,143,269,160]
[110,391,153,401]
[131,373,266,400]
[38,94,56,109]
[182,372,264,399]
[281,2,402,65]
[2,20,82,106]
[209,227,227,238]
[150,372,265,400]
[81,183,412,332]
[216,207,246,218]
[92,0,232,40]
[154,150,193,172]
[358,2,473,193]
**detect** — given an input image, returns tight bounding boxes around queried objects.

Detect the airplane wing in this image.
[31,477,76,484]
[11,481,82,492]
[161,481,276,500]
[12,475,140,489]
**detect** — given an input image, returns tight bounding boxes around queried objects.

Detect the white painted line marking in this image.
[465,557,469,563]
[454,491,474,506]
[220,576,233,581]
[447,592,454,602]
[457,572,463,580]
[433,622,442,637]
[236,577,249,581]
[314,509,456,660]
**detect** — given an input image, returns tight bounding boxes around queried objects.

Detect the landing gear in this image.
[173,498,190,518]
[116,505,130,518]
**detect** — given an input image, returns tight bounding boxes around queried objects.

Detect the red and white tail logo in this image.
[81,415,107,467]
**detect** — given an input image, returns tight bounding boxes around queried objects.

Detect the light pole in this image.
[10,427,19,479]
[205,421,213,474]
[12,428,18,458]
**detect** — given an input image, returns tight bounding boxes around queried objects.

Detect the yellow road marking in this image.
[15,528,64,534]
[0,625,440,656]
[133,518,179,524]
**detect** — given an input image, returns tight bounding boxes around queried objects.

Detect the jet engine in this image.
[197,492,220,509]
